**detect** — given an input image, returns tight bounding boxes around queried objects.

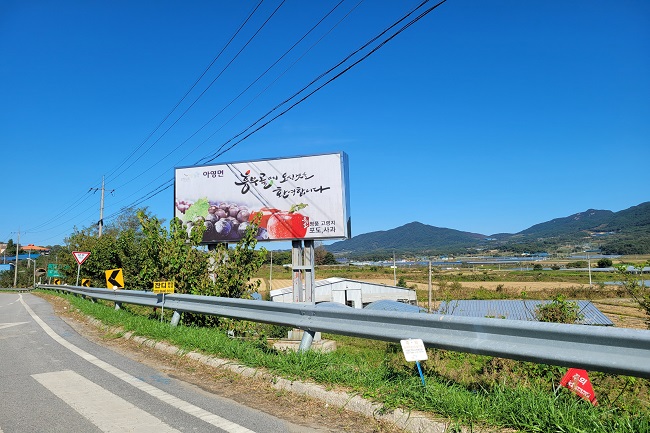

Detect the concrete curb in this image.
[89,320,453,433]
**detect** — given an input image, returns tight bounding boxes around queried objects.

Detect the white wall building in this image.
[269,277,417,309]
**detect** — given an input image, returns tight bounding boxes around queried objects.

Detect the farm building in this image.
[269,277,417,309]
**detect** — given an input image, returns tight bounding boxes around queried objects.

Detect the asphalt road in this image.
[0,293,312,433]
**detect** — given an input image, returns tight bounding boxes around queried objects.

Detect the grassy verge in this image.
[44,291,649,433]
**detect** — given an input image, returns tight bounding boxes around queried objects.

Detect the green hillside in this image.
[326,202,650,258]
[326,222,485,258]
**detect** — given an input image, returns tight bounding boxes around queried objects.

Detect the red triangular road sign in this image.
[72,251,91,265]
[560,368,597,405]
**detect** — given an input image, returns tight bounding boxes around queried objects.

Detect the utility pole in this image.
[428,259,432,313]
[13,230,19,287]
[90,176,113,237]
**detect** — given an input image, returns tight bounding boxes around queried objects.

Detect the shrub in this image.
[535,295,583,324]
[597,258,613,268]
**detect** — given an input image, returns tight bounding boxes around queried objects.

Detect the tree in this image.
[63,208,153,289]
[315,246,337,265]
[264,250,291,265]
[597,258,613,268]
[615,263,650,329]
[4,239,16,256]
[137,212,207,294]
[204,216,267,299]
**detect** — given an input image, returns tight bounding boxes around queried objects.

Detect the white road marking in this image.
[19,295,256,433]
[0,322,29,330]
[32,370,181,433]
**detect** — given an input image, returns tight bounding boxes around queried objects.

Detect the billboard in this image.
[174,152,350,243]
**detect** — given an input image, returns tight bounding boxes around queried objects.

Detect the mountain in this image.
[326,222,485,258]
[326,202,650,258]
[516,209,614,238]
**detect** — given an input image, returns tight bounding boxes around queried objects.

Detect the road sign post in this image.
[105,269,125,289]
[72,251,91,286]
[400,338,428,386]
[153,282,175,322]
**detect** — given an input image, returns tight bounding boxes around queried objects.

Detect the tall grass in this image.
[51,292,649,433]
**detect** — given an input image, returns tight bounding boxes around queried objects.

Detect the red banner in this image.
[560,368,597,405]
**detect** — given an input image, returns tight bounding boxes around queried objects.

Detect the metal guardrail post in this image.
[298,330,316,352]
[114,302,122,310]
[171,311,181,327]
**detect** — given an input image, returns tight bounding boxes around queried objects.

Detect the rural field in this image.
[253,258,650,330]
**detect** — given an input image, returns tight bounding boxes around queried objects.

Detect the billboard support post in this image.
[291,240,315,304]
[304,240,315,303]
[292,239,316,351]
[292,241,304,302]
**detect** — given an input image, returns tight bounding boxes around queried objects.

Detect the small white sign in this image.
[400,338,428,362]
[72,251,91,265]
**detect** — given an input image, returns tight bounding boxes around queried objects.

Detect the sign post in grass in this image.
[400,338,428,386]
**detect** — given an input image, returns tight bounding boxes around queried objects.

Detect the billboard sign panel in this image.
[174,152,350,243]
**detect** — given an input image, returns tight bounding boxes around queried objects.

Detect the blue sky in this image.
[1,0,649,248]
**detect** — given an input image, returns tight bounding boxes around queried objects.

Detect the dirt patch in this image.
[38,293,408,433]
[591,299,648,329]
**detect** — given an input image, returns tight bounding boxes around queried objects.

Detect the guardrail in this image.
[1,287,34,292]
[37,284,650,378]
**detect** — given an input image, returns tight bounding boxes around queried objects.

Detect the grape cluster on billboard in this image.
[174,152,351,244]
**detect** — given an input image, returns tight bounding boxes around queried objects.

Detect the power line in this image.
[104,0,266,185]
[108,0,348,193]
[22,2,268,239]
[108,0,286,190]
[34,1,448,241]
[96,0,353,218]
[104,0,447,218]
[201,0,445,164]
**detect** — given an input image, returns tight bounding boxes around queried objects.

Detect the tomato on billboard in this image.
[174,152,351,243]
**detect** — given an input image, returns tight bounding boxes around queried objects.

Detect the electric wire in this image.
[103,0,446,221]
[109,0,348,191]
[19,1,268,240]
[192,0,363,165]
[98,0,354,221]
[104,0,266,184]
[109,0,287,191]
[201,0,441,164]
[28,0,447,242]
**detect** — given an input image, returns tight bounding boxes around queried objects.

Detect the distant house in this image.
[21,244,50,254]
[270,277,417,309]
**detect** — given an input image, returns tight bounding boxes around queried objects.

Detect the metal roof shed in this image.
[435,300,614,326]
